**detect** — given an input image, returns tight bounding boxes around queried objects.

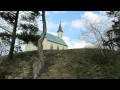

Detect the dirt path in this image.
[38,57,69,79]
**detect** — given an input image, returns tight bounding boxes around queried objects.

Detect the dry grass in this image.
[0,48,120,79]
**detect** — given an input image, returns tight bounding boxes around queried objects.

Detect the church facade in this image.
[25,23,68,51]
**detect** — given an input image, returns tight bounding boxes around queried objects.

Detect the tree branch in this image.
[0,32,12,37]
[0,26,12,33]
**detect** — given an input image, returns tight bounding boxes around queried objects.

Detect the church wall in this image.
[25,38,68,51]
[45,40,68,50]
[25,38,47,51]
[25,43,37,51]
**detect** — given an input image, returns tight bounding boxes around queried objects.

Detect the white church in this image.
[25,23,68,51]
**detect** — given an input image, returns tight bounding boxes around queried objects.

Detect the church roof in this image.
[37,30,68,46]
[57,23,63,32]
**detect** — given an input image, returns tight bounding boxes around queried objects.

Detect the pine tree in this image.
[0,11,40,59]
[104,11,120,51]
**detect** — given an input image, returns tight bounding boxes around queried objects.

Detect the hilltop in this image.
[0,48,120,79]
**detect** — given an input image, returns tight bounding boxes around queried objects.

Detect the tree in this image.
[0,11,40,59]
[0,39,10,56]
[104,11,120,51]
[80,12,110,63]
[8,11,19,59]
[33,11,47,79]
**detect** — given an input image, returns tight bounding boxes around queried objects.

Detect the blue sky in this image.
[0,11,112,51]
[0,11,113,55]
[37,11,113,49]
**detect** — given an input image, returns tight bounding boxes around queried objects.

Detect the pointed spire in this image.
[57,21,63,32]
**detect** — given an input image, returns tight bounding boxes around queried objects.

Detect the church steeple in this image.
[57,22,63,32]
[57,22,63,39]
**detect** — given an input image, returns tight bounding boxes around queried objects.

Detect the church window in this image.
[57,46,59,50]
[50,44,53,50]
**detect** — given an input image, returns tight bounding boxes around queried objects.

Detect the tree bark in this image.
[38,11,46,60]
[0,48,3,56]
[8,11,19,60]
[33,11,47,79]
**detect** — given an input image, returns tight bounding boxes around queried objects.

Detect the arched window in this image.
[57,46,59,50]
[50,44,53,50]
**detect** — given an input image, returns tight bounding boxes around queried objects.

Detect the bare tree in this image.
[80,12,113,48]
[82,14,109,63]
[33,11,47,79]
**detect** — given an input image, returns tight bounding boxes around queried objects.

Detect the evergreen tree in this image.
[104,11,120,51]
[0,11,40,59]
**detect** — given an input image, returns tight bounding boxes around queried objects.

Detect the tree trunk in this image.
[89,22,108,63]
[33,11,47,79]
[0,48,3,56]
[8,11,19,60]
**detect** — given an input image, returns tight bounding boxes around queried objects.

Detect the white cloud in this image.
[71,12,99,30]
[62,21,69,27]
[83,12,99,23]
[71,40,93,49]
[46,11,67,15]
[62,35,93,49]
[99,11,108,15]
[71,11,113,31]
[71,19,84,29]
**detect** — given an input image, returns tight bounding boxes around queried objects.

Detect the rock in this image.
[5,75,13,79]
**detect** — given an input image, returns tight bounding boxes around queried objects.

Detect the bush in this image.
[90,51,107,65]
[90,49,118,65]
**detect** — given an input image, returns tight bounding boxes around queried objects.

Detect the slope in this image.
[0,48,120,79]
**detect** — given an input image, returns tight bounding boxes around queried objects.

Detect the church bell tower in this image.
[57,22,63,39]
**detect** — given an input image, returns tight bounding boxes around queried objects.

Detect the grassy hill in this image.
[0,48,120,79]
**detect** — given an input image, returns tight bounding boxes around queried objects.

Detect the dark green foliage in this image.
[107,11,120,17]
[20,11,40,22]
[0,32,11,38]
[17,32,39,46]
[90,52,106,64]
[19,24,38,33]
[89,49,118,65]
[104,11,120,50]
[0,11,16,25]
[0,11,40,59]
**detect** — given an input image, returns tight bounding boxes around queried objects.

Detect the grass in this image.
[0,48,120,79]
